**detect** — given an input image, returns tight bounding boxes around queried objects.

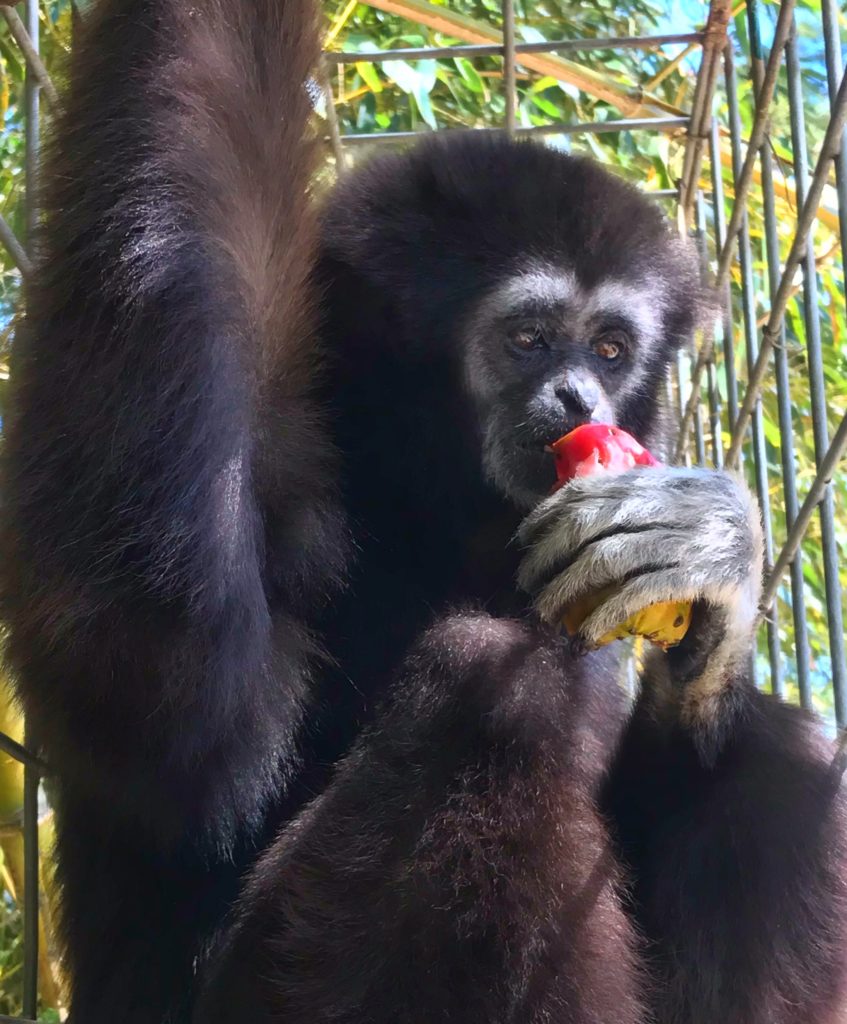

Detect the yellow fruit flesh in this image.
[562,590,692,650]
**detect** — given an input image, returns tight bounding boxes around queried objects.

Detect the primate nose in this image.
[554,372,601,419]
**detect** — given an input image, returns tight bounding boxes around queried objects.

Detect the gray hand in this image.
[517,467,763,682]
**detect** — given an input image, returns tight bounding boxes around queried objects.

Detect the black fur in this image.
[1,1,845,1022]
[605,677,847,1023]
[196,617,646,1024]
[1,1,341,1020]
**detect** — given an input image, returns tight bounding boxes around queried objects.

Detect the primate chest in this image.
[289,502,526,806]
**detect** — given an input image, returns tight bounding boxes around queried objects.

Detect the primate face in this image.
[320,136,702,508]
[464,264,670,508]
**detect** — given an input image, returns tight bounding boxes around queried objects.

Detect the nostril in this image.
[555,379,600,416]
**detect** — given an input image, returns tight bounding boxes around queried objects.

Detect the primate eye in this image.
[511,327,546,352]
[593,331,629,362]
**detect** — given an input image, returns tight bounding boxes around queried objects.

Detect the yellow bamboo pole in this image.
[717,146,840,234]
[0,826,62,1010]
[0,681,64,1011]
[326,0,359,48]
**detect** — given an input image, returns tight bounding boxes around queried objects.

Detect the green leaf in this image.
[530,76,560,93]
[530,92,562,119]
[454,57,484,93]
[355,61,383,94]
[412,87,437,129]
[383,59,436,96]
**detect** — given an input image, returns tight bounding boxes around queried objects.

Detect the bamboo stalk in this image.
[0,680,63,1012]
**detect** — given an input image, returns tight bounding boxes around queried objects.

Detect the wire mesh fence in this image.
[0,0,843,1017]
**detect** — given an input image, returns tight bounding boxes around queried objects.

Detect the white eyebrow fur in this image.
[474,268,580,321]
[582,279,664,345]
[471,265,665,345]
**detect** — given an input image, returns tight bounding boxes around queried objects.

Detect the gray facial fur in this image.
[462,265,672,508]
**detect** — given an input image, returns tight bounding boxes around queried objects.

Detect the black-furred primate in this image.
[1,0,845,1022]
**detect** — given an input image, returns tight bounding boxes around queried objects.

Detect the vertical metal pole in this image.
[692,386,707,467]
[746,3,810,706]
[501,0,517,134]
[711,101,752,678]
[22,731,39,1022]
[725,42,782,696]
[675,351,692,468]
[708,117,739,432]
[24,0,39,243]
[689,189,707,473]
[821,0,847,275]
[820,0,847,725]
[705,361,723,468]
[664,365,675,426]
[678,0,730,227]
[695,191,723,468]
[22,1,40,1018]
[321,59,348,174]
[787,16,847,722]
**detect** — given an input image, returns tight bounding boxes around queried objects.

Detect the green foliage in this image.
[325,0,695,189]
[0,884,24,1017]
[0,1,71,321]
[0,873,57,1021]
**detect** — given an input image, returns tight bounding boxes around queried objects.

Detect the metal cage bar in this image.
[721,41,782,692]
[323,32,704,64]
[784,18,845,715]
[675,0,798,462]
[747,2,812,708]
[21,1,40,1018]
[500,0,516,135]
[678,0,730,225]
[727,71,847,466]
[708,116,739,433]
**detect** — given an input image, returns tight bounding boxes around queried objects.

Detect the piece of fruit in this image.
[549,423,659,488]
[549,424,691,650]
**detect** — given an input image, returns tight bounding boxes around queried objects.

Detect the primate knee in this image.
[414,611,533,680]
[398,612,622,774]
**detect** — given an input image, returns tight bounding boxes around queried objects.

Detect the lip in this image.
[516,441,558,482]
[517,421,595,453]
[518,433,568,454]
[516,442,554,465]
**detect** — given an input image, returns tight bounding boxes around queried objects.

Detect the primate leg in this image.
[199,614,645,1024]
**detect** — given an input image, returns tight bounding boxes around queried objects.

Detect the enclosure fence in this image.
[0,0,843,1017]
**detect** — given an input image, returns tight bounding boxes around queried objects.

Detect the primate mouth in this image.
[515,441,554,465]
[513,442,558,490]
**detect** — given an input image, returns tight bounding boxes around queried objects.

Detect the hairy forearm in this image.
[0,0,333,816]
[3,0,327,623]
[0,3,331,1020]
[636,606,757,765]
[605,662,847,1024]
[0,45,344,1022]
